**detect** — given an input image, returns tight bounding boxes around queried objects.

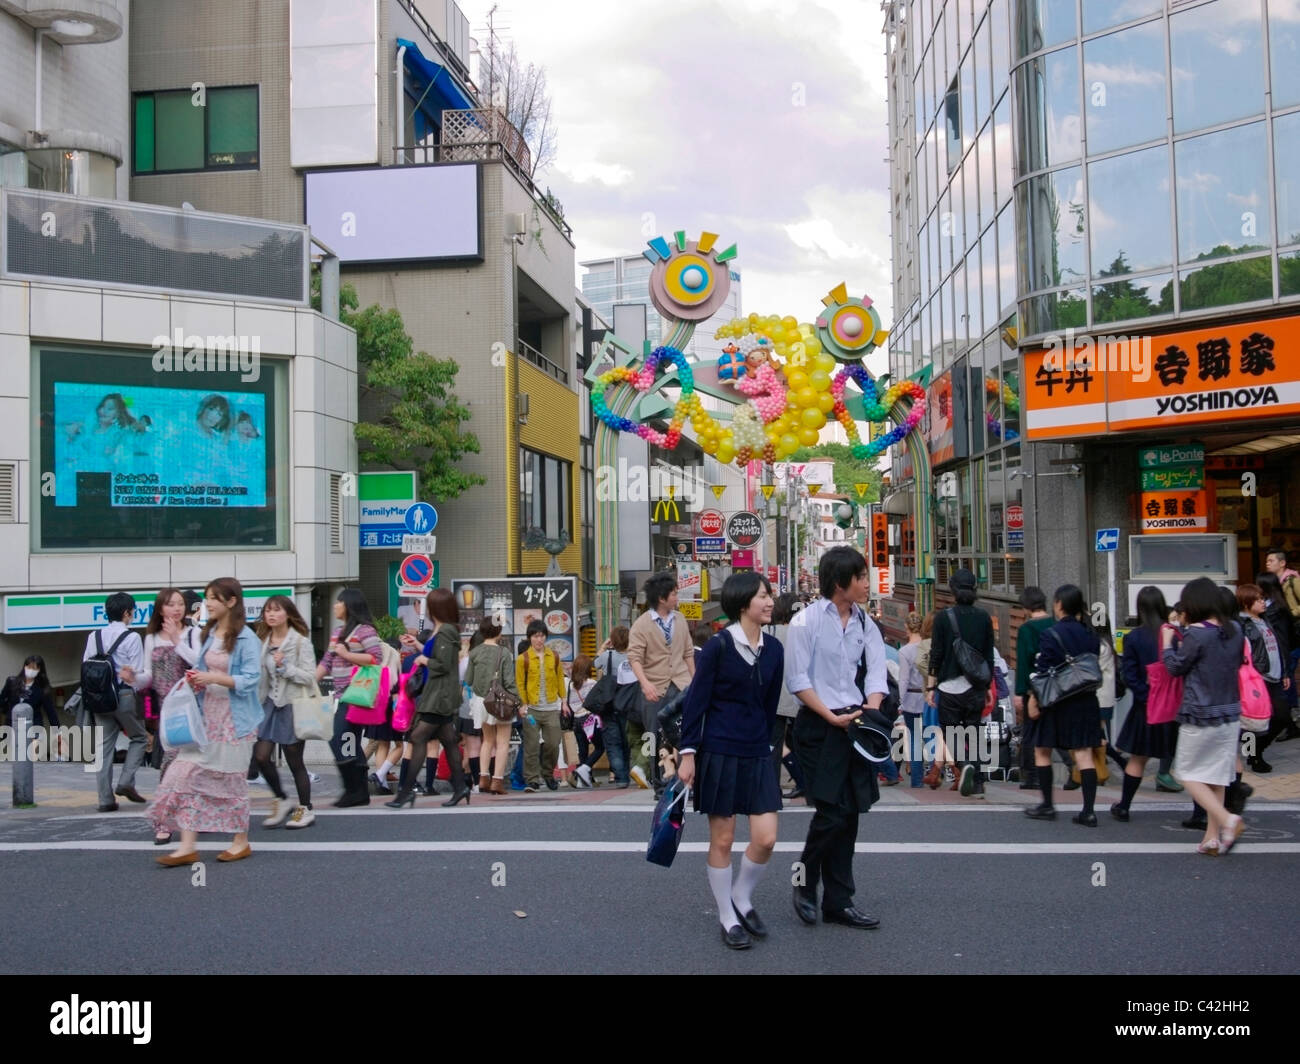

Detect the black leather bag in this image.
[1028,628,1102,709]
[483,648,520,722]
[947,609,991,689]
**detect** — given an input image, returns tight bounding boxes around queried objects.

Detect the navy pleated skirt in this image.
[692,751,782,817]
[1115,699,1178,759]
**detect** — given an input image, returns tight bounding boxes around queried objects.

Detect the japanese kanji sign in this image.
[1140,490,1208,534]
[1024,315,1300,440]
[450,577,578,661]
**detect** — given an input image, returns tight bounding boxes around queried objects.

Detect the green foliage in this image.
[373,615,407,643]
[311,274,486,500]
[788,441,884,504]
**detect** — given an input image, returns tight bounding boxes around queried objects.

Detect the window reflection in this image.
[1170,2,1264,134]
[1179,254,1272,311]
[1091,271,1174,324]
[993,92,1012,206]
[1015,45,1081,174]
[962,56,977,155]
[981,225,1000,331]
[1175,121,1269,263]
[1016,0,1078,56]
[997,204,1016,312]
[978,118,996,230]
[1088,144,1172,276]
[1280,250,1300,296]
[945,76,962,174]
[1273,112,1300,246]
[1269,1,1300,108]
[1021,287,1086,335]
[975,11,992,129]
[1018,165,1086,291]
[991,0,1011,99]
[1084,21,1167,154]
[1082,0,1161,34]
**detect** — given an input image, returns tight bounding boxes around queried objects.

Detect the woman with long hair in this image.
[596,626,632,787]
[149,578,264,865]
[1023,585,1104,827]
[677,572,784,950]
[316,589,384,808]
[896,612,928,788]
[1110,586,1179,821]
[1,654,57,731]
[563,654,600,788]
[1162,577,1247,854]
[464,617,518,794]
[255,595,318,829]
[386,588,469,808]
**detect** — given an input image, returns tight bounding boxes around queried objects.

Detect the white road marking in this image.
[3,840,1299,855]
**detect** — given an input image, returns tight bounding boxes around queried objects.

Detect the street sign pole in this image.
[1108,549,1117,633]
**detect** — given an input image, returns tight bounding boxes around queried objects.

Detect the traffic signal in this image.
[871,512,888,568]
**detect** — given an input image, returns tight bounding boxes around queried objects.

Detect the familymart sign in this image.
[1,588,293,634]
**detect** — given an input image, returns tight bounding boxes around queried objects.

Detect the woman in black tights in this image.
[386,588,469,809]
[254,595,318,828]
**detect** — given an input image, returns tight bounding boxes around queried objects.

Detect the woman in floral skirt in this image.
[149,577,264,866]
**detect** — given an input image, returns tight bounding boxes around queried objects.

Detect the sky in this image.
[456,0,895,374]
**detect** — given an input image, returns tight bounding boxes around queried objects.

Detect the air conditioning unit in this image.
[506,212,527,237]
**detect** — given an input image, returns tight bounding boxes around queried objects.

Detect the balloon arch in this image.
[583,230,934,637]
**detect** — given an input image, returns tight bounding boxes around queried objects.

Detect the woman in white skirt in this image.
[464,617,517,794]
[1162,578,1247,855]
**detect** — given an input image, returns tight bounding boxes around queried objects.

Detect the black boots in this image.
[333,762,371,808]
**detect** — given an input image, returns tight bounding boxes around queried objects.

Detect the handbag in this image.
[391,662,423,734]
[1028,627,1102,709]
[483,647,520,722]
[946,609,992,689]
[341,664,391,725]
[1145,625,1184,725]
[646,777,689,868]
[1239,641,1272,733]
[292,682,335,742]
[159,678,207,751]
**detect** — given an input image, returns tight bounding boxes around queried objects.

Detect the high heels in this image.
[384,789,416,809]
[442,786,471,807]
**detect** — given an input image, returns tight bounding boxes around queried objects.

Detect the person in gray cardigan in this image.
[255,596,319,829]
[1162,577,1247,855]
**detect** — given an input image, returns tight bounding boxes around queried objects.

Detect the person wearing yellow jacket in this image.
[516,620,567,792]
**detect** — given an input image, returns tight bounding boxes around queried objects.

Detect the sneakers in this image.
[262,798,292,828]
[524,782,539,793]
[958,765,975,797]
[285,806,315,829]
[630,766,650,790]
[575,764,593,788]
[545,777,559,791]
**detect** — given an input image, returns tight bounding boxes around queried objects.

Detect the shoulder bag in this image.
[1145,625,1184,725]
[483,646,521,722]
[946,609,992,689]
[1028,626,1102,709]
[1239,640,1272,733]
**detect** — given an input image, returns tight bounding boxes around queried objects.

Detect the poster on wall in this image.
[451,577,577,663]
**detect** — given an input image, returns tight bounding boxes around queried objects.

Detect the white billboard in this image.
[304,164,482,263]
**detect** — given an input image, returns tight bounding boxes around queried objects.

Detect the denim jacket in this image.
[197,626,265,738]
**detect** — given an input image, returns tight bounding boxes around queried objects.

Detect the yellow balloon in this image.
[784,328,802,345]
[780,433,799,454]
[786,370,809,392]
[801,407,826,430]
[814,352,836,373]
[796,387,818,408]
[804,336,822,354]
[809,369,831,393]
[799,427,820,446]
[701,437,718,455]
[817,392,836,413]
[781,316,797,329]
[716,444,735,465]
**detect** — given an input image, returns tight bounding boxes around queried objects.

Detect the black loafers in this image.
[1072,811,1098,827]
[732,903,767,939]
[97,803,119,813]
[792,886,818,926]
[823,907,880,929]
[114,786,146,804]
[1024,803,1056,820]
[721,924,752,950]
[1109,803,1130,822]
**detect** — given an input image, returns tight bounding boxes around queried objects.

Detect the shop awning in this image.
[397,38,475,118]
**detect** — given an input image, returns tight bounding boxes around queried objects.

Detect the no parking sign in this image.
[398,555,435,596]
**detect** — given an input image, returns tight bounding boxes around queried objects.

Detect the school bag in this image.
[945,608,992,690]
[81,631,131,715]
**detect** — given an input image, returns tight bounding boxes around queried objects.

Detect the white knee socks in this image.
[707,864,739,929]
[731,854,768,914]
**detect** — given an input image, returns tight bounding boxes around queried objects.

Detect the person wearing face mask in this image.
[2,656,58,807]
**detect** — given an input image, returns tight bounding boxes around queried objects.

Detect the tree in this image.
[312,275,486,499]
[788,441,884,503]
[482,35,557,177]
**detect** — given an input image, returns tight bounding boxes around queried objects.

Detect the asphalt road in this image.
[3,800,1298,975]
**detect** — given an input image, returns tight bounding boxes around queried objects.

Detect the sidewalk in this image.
[3,734,1296,814]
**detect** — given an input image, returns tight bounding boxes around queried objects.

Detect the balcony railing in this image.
[516,337,568,384]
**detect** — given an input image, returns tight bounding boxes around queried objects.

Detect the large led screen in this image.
[304,163,482,264]
[36,347,288,550]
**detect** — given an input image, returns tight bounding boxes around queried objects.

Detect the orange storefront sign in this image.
[1023,314,1300,440]
[1140,490,1209,534]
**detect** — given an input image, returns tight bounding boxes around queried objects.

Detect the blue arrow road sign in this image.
[1095,528,1120,552]
[405,502,438,534]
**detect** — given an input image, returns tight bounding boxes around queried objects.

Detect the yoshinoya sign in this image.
[726,510,763,547]
[2,587,293,633]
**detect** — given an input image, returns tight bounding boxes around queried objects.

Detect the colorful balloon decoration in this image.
[590,234,926,469]
[985,375,1020,441]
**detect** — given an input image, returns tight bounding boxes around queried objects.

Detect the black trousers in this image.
[799,793,859,914]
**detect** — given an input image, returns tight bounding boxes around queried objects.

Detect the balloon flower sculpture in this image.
[589,232,926,469]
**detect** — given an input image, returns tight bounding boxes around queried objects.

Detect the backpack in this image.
[81,630,131,715]
[945,608,992,690]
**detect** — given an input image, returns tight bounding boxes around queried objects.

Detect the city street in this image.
[4,752,1298,976]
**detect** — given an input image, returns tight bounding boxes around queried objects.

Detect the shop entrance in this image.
[1207,432,1300,581]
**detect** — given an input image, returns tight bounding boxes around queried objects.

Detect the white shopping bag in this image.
[160,678,207,751]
